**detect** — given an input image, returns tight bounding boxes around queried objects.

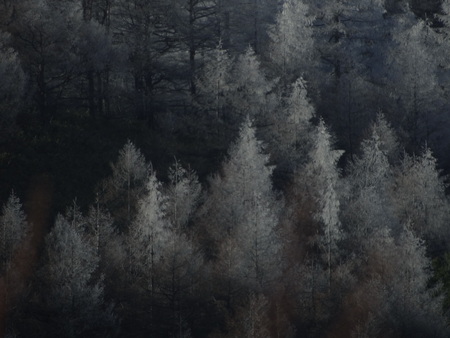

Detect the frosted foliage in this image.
[129,173,169,273]
[230,47,273,117]
[219,117,274,212]
[388,20,440,147]
[196,43,232,117]
[166,161,201,228]
[235,192,281,288]
[110,140,149,190]
[349,128,390,192]
[104,140,149,226]
[272,78,314,164]
[393,149,449,239]
[42,214,114,335]
[44,215,99,300]
[208,117,275,235]
[0,192,27,270]
[204,117,282,289]
[86,205,115,256]
[345,187,396,249]
[308,120,343,245]
[65,200,87,233]
[269,0,314,77]
[370,113,399,164]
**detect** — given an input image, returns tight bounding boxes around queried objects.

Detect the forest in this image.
[2,0,450,337]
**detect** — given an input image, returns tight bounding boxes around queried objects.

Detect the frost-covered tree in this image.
[386,19,443,152]
[348,126,391,194]
[128,171,169,282]
[166,159,201,229]
[229,47,275,121]
[304,120,343,289]
[393,148,450,243]
[268,0,316,82]
[343,123,398,250]
[370,113,400,165]
[0,192,28,272]
[201,117,282,289]
[268,77,314,172]
[85,200,119,274]
[39,214,116,336]
[352,225,449,337]
[196,42,233,123]
[102,140,150,229]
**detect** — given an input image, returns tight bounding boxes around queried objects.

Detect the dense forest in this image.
[3,0,450,337]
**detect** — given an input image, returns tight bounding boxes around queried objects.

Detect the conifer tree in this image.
[166,159,201,229]
[102,140,150,229]
[201,116,282,289]
[39,214,116,336]
[393,148,449,243]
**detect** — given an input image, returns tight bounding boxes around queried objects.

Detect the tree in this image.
[268,77,315,173]
[101,140,150,229]
[304,120,344,290]
[343,122,398,251]
[0,192,28,273]
[200,117,282,290]
[268,0,316,82]
[393,148,450,244]
[229,47,275,123]
[386,19,443,152]
[38,214,116,336]
[165,159,201,229]
[195,41,233,124]
[127,171,169,282]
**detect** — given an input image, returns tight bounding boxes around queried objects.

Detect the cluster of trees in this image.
[3,115,450,336]
[2,0,450,336]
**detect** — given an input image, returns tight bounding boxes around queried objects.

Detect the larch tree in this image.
[393,148,450,244]
[102,139,150,230]
[0,192,28,273]
[165,159,201,229]
[229,47,275,123]
[343,122,398,251]
[386,18,443,152]
[303,119,343,290]
[38,214,116,337]
[268,77,315,173]
[201,116,282,290]
[127,171,169,285]
[268,0,316,82]
[195,41,233,124]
